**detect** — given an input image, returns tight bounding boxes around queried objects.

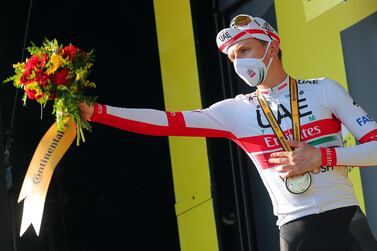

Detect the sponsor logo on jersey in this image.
[356,115,374,126]
[240,119,341,169]
[256,98,312,128]
[298,80,318,84]
[321,166,335,173]
[263,125,321,148]
[248,93,257,101]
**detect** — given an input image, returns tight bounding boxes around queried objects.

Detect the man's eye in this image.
[241,48,249,53]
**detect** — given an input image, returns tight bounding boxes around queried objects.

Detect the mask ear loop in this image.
[261,41,274,82]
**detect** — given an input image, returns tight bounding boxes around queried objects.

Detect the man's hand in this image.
[268,140,321,179]
[79,102,94,121]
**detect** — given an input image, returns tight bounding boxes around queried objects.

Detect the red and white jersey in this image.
[91,76,377,227]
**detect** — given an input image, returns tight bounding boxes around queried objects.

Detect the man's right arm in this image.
[79,99,241,139]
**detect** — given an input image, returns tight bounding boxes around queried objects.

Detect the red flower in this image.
[24,55,40,71]
[39,75,49,88]
[35,70,49,87]
[20,72,30,84]
[25,89,37,99]
[20,69,36,85]
[62,45,78,60]
[24,54,48,72]
[40,53,48,67]
[52,68,70,85]
[35,93,43,100]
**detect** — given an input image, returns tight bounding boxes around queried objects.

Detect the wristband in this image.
[320,147,337,166]
[91,103,105,122]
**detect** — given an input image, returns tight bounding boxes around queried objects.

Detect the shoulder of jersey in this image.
[235,93,258,102]
[296,77,325,85]
[235,93,247,100]
[297,77,335,91]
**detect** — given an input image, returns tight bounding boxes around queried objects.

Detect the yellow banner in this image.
[18,119,76,236]
[303,0,345,22]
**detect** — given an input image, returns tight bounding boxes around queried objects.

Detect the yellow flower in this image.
[15,78,22,87]
[27,81,40,91]
[46,54,65,75]
[75,70,83,81]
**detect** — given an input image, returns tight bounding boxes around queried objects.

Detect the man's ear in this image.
[269,40,280,58]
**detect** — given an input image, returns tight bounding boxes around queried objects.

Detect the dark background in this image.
[341,11,377,239]
[0,0,180,250]
[0,0,283,250]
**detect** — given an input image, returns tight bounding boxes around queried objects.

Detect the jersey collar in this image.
[257,75,289,96]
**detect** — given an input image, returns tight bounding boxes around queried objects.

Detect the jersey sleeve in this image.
[89,98,241,139]
[321,78,377,166]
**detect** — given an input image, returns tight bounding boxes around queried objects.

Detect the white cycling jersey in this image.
[91,76,377,227]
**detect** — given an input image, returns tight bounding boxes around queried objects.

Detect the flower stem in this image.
[76,118,81,146]
[40,104,43,120]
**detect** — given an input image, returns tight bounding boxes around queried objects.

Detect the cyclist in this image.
[80,14,377,251]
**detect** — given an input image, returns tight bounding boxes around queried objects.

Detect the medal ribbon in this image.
[256,77,300,150]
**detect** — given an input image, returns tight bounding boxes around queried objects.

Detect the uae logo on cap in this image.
[218,31,232,43]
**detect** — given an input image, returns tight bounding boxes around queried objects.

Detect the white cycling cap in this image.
[216,14,280,54]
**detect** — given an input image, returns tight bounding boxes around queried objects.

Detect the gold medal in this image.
[257,77,313,194]
[285,173,312,194]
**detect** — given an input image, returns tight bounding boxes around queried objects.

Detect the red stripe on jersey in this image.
[253,152,280,169]
[92,107,233,138]
[239,119,341,153]
[100,113,172,136]
[278,83,288,90]
[166,111,186,130]
[259,83,288,95]
[359,129,377,143]
[165,111,233,137]
[91,103,106,121]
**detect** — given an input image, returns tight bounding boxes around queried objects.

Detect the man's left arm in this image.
[319,79,377,167]
[269,78,377,178]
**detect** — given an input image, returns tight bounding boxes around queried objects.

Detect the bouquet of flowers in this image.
[3,38,96,145]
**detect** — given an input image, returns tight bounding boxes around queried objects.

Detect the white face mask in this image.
[233,42,273,87]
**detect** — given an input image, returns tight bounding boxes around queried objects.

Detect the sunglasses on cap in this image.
[230,14,274,41]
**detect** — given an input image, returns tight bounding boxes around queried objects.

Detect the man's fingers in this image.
[274,165,292,173]
[270,151,289,158]
[286,140,301,148]
[280,170,294,179]
[269,157,290,164]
